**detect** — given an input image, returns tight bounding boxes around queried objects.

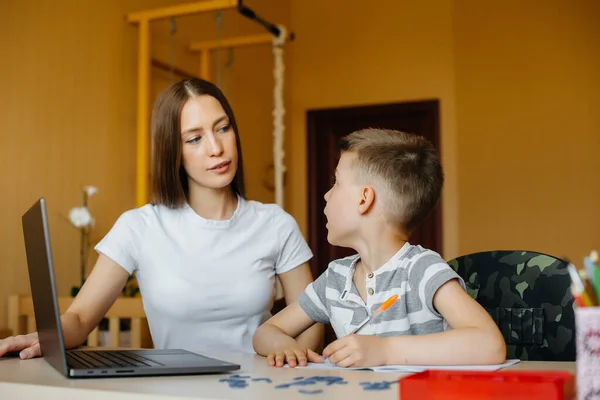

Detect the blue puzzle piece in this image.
[276,375,348,389]
[220,379,249,389]
[219,375,252,389]
[251,377,273,384]
[275,384,292,389]
[298,389,324,395]
[359,380,398,391]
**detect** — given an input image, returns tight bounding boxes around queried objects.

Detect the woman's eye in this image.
[186,137,201,144]
[217,124,231,133]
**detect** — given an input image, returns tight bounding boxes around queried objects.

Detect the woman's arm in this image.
[0,255,130,358]
[278,263,324,352]
[61,255,131,349]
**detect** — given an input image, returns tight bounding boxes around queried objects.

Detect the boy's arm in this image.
[384,279,506,365]
[323,280,506,367]
[278,263,324,352]
[253,302,323,367]
[255,266,330,367]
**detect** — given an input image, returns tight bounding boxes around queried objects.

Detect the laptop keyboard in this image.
[67,350,164,369]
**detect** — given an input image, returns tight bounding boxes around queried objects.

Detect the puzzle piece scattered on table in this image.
[298,389,324,395]
[251,377,273,383]
[218,377,249,389]
[220,374,278,388]
[360,380,398,391]
[275,376,348,389]
[219,373,357,395]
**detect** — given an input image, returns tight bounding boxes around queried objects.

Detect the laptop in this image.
[21,198,240,378]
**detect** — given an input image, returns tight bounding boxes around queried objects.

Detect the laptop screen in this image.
[21,198,69,376]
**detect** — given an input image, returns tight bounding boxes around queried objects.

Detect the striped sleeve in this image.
[408,253,466,317]
[297,269,330,324]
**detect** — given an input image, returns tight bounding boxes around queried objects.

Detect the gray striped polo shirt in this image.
[298,242,465,338]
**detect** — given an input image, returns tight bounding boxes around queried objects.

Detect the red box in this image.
[398,370,575,400]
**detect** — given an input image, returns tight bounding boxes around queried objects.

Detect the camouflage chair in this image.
[447,251,575,361]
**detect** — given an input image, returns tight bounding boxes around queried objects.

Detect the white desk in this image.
[0,351,576,400]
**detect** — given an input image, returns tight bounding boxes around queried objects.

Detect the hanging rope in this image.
[169,18,177,83]
[213,11,224,88]
[272,25,287,208]
[222,47,234,98]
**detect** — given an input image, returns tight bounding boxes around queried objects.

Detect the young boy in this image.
[253,129,506,368]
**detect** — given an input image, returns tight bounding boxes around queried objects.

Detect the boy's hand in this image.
[322,335,388,368]
[267,348,324,368]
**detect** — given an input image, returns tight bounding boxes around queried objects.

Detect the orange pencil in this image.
[348,294,398,335]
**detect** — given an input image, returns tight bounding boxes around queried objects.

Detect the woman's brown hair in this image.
[151,78,246,208]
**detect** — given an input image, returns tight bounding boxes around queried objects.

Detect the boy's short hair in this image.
[339,128,443,233]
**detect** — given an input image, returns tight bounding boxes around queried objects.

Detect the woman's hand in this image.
[0,332,40,359]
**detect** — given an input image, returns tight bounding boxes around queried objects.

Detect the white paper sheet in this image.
[289,359,520,373]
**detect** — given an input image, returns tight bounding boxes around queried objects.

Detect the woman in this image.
[0,78,322,358]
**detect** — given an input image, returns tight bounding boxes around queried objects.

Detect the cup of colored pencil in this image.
[568,250,600,400]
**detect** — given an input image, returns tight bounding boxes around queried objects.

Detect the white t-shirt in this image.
[94,197,313,354]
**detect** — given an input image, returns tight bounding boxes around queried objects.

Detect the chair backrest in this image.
[447,250,575,361]
[7,295,148,348]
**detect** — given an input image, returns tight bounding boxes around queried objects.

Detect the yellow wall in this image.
[287,0,599,263]
[0,0,144,333]
[287,0,461,258]
[453,0,600,260]
[0,0,287,332]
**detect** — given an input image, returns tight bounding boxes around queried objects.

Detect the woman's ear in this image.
[357,186,375,215]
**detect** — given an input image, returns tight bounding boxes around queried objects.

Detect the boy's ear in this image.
[357,186,375,215]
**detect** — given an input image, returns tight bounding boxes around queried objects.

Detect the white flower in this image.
[69,207,93,228]
[84,186,98,197]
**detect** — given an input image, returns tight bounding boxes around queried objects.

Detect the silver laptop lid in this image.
[21,198,69,376]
